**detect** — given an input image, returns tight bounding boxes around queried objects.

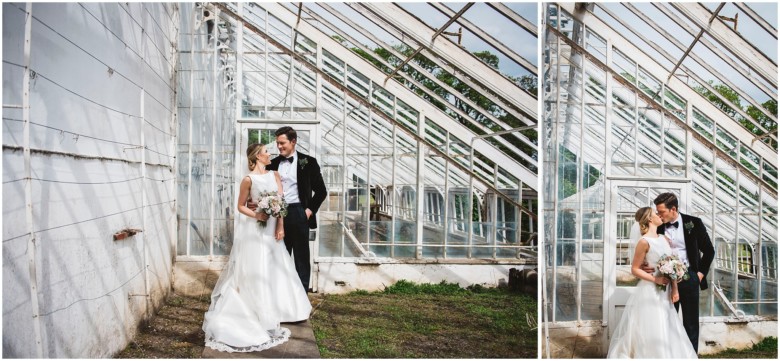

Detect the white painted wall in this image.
[2,3,178,358]
[171,258,533,297]
[315,260,533,294]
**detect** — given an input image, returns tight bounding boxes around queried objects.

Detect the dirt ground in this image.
[114,293,210,358]
[114,292,326,358]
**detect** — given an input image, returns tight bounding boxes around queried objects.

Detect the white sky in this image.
[398,2,538,80]
[595,2,777,104]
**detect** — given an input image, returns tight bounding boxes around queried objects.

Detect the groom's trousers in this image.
[674,269,700,352]
[283,203,311,291]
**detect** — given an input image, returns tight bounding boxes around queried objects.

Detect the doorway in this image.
[236,122,319,290]
[605,181,689,338]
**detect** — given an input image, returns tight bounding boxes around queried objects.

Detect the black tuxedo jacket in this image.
[267,151,327,229]
[658,213,715,290]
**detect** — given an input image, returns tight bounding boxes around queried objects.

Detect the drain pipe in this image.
[22,2,45,357]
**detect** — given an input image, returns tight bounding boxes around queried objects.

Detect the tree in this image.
[695,81,777,150]
[513,75,538,96]
[348,43,538,171]
[694,81,741,119]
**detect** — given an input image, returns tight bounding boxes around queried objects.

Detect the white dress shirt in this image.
[278,150,300,204]
[666,213,688,265]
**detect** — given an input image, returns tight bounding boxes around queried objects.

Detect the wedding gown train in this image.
[202,172,312,352]
[607,235,698,359]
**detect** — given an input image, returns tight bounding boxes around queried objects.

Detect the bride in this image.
[202,143,312,353]
[607,206,697,359]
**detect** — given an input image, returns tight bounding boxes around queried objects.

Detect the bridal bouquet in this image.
[255,191,288,226]
[656,254,690,291]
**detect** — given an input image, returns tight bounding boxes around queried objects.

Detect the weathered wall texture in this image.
[2,3,178,357]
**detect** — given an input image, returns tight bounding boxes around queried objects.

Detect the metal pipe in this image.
[186,5,196,256]
[22,2,44,357]
[665,3,725,83]
[208,7,220,257]
[139,25,150,320]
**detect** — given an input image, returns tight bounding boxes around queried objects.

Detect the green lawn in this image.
[310,280,537,358]
[702,337,777,359]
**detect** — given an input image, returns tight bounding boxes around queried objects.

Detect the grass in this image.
[310,280,537,358]
[702,337,777,359]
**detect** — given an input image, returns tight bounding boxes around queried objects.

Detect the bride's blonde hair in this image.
[247,143,264,171]
[635,207,653,235]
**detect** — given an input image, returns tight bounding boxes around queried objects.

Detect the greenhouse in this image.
[2,2,537,357]
[542,2,777,357]
[173,2,539,293]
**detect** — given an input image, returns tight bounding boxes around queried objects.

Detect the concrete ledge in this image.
[174,258,535,296]
[315,261,533,294]
[172,260,227,297]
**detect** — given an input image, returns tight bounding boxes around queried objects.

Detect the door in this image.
[605,181,688,338]
[236,123,319,290]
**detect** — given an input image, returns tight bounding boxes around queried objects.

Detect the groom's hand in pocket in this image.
[305,208,312,219]
[697,272,704,282]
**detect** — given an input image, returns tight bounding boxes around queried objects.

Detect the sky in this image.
[398,2,538,80]
[594,2,777,104]
[301,2,537,82]
[290,1,775,104]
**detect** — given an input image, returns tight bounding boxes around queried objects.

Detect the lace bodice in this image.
[642,235,673,269]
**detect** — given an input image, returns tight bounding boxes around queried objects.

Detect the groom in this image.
[643,192,714,353]
[258,126,326,291]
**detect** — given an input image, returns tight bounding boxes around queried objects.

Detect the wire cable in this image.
[3,117,176,159]
[2,200,175,243]
[38,266,146,317]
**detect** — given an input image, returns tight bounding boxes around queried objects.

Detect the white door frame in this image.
[603,179,690,338]
[235,122,320,291]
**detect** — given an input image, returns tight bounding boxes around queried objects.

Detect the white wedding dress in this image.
[607,235,698,359]
[202,172,312,353]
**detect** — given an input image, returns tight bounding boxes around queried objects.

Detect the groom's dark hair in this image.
[275,126,297,142]
[654,192,678,211]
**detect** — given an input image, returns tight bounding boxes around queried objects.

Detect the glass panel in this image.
[763,162,778,190]
[581,211,603,320]
[612,48,636,83]
[663,87,686,121]
[739,145,761,176]
[663,119,686,178]
[610,88,635,176]
[319,219,344,257]
[554,237,577,322]
[637,109,661,177]
[715,125,738,159]
[692,108,714,141]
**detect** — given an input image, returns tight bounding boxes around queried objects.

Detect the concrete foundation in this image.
[173,257,534,296]
[314,259,533,294]
[543,319,778,358]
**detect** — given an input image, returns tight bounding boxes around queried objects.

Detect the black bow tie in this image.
[665,221,679,228]
[283,157,294,163]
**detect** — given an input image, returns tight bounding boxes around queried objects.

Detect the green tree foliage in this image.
[557,145,601,200]
[695,81,741,118]
[339,39,539,172]
[694,81,777,150]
